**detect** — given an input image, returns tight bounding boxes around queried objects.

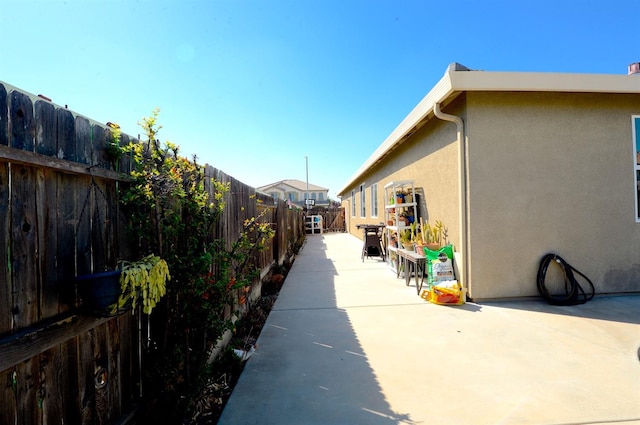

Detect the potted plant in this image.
[409,221,418,242]
[387,211,396,226]
[399,229,413,250]
[405,189,413,204]
[390,233,398,248]
[424,219,447,251]
[400,222,418,250]
[76,254,171,316]
[398,211,408,226]
[405,209,415,224]
[117,254,171,315]
[76,270,123,316]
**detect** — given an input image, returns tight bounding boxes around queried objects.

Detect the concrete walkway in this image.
[219,233,640,425]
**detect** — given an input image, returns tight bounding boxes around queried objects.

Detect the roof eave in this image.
[337,68,640,196]
[450,70,640,94]
[336,68,455,196]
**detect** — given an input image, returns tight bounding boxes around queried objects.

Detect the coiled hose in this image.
[537,253,595,306]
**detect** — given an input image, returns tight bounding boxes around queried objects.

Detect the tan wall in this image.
[341,100,464,251]
[342,91,640,300]
[466,92,640,299]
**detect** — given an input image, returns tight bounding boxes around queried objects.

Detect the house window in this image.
[359,183,366,217]
[370,183,378,217]
[270,192,279,200]
[318,192,324,201]
[288,192,297,201]
[633,116,640,221]
[311,193,317,200]
[351,190,356,216]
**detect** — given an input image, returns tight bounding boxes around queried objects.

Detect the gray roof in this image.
[257,179,328,192]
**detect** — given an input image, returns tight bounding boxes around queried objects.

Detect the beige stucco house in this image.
[258,179,330,208]
[337,63,640,301]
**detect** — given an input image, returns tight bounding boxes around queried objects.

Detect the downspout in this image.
[433,103,469,296]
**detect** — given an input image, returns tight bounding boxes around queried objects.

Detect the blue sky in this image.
[1,0,639,199]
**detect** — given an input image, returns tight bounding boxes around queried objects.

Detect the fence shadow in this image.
[219,235,413,424]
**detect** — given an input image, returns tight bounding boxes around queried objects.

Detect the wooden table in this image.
[396,248,427,294]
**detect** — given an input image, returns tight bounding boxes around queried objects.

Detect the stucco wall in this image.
[466,91,640,299]
[341,100,464,253]
[341,90,640,300]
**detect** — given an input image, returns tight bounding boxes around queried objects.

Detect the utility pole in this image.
[305,156,309,210]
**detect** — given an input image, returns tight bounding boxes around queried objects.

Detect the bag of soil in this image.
[423,244,455,287]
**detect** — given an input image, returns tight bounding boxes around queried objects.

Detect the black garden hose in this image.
[537,253,595,306]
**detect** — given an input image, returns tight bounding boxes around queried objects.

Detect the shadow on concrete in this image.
[219,235,414,425]
[480,294,640,326]
[222,233,640,424]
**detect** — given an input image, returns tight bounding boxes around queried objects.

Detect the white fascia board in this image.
[449,70,640,94]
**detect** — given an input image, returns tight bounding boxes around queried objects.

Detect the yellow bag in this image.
[421,282,466,305]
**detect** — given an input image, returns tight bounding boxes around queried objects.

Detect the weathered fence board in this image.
[118,313,134,406]
[91,178,110,271]
[76,116,92,167]
[107,318,121,418]
[93,323,109,424]
[16,357,39,425]
[57,172,79,307]
[91,122,112,171]
[62,336,81,423]
[76,119,93,279]
[11,164,39,329]
[275,201,288,264]
[35,99,56,156]
[0,314,114,372]
[9,90,35,151]
[0,83,7,146]
[0,367,17,424]
[57,107,76,162]
[37,168,60,318]
[77,176,93,277]
[0,163,10,334]
[34,102,59,318]
[78,327,96,424]
[40,344,64,421]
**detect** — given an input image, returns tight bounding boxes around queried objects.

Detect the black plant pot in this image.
[75,270,122,316]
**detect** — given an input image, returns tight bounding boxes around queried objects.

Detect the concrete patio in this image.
[219,232,640,425]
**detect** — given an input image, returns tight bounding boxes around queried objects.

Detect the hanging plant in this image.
[117,254,170,314]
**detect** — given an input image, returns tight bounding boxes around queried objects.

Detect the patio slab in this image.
[219,233,640,425]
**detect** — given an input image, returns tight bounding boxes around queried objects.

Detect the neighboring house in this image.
[337,62,640,301]
[258,179,330,208]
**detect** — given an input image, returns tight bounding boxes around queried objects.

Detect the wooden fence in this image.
[306,206,346,232]
[0,82,305,424]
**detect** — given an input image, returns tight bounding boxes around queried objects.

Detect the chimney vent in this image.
[628,62,640,75]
